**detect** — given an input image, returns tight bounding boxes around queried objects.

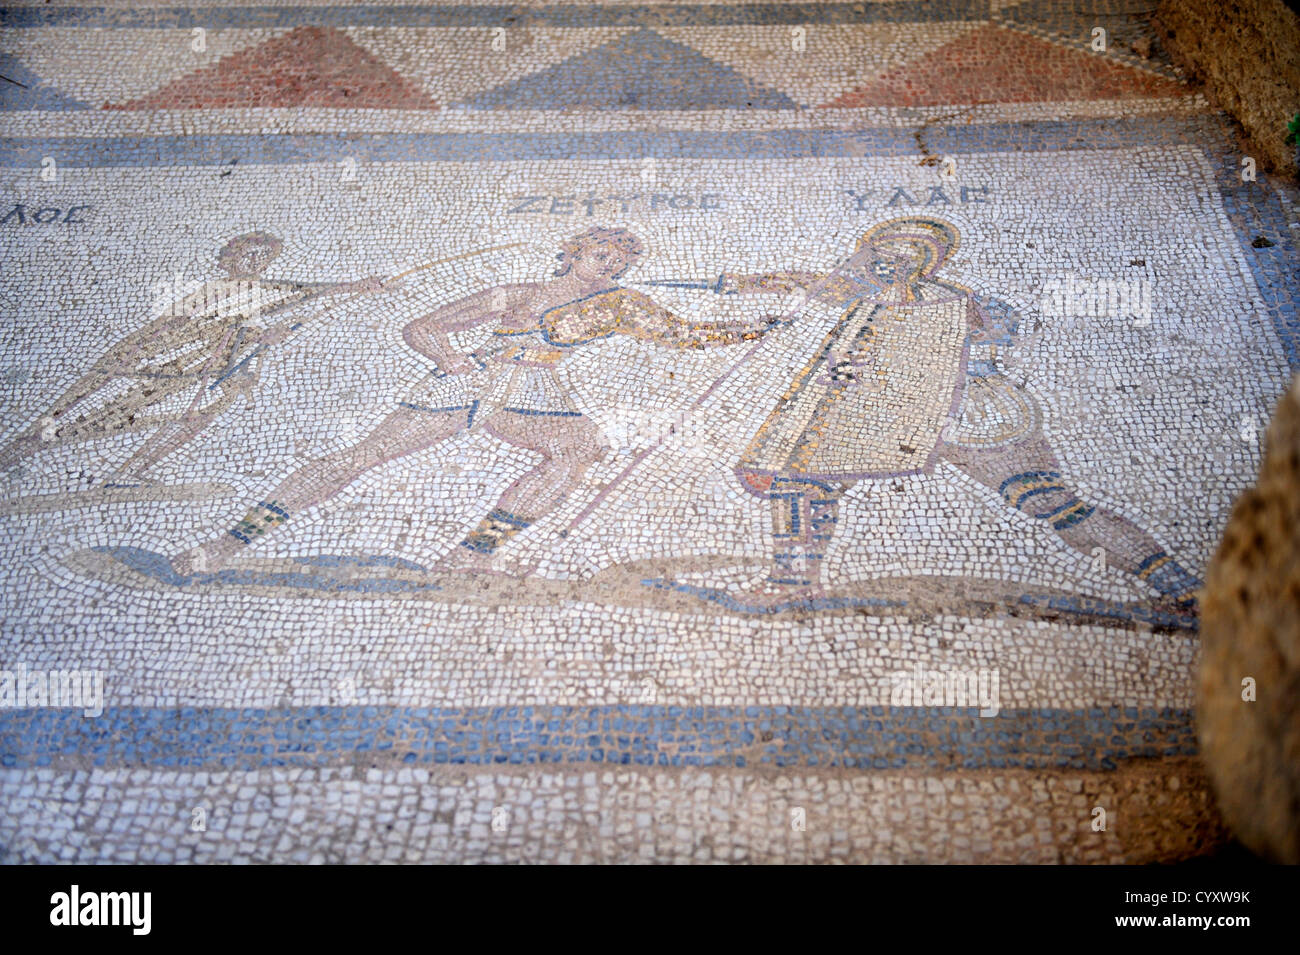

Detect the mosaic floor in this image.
[1,0,1297,864]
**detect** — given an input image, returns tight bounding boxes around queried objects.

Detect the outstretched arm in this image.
[262,276,389,297]
[721,269,865,309]
[604,289,786,349]
[255,275,394,322]
[724,270,823,296]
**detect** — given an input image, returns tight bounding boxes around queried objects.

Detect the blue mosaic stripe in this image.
[1215,153,1300,370]
[0,117,1237,165]
[0,705,1195,771]
[0,2,993,30]
[1016,595,1195,632]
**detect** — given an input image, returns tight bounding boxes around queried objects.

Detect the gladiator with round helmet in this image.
[700,216,1201,611]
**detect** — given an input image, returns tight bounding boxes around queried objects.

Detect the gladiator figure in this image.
[0,231,388,485]
[171,227,788,575]
[706,216,1200,609]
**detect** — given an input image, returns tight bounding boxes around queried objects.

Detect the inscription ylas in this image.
[845,186,990,210]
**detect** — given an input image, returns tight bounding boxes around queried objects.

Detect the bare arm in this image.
[402,287,514,371]
[604,289,786,350]
[255,275,393,323]
[722,269,865,310]
[724,270,824,296]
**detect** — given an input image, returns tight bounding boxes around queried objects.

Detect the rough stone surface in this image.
[1157,0,1300,177]
[1200,372,1300,863]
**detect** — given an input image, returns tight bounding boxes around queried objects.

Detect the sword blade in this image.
[632,276,732,293]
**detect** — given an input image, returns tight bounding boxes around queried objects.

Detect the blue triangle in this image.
[0,53,88,110]
[457,28,798,110]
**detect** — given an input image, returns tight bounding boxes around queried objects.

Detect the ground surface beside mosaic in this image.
[1,0,1297,863]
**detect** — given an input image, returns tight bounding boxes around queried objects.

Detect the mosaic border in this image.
[0,757,1226,864]
[1,2,994,30]
[0,705,1197,771]
[0,115,1233,164]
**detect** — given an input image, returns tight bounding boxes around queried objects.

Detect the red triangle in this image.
[106,26,437,110]
[821,24,1186,108]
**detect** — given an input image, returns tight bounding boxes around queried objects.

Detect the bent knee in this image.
[556,424,610,464]
[577,437,609,464]
[554,445,604,473]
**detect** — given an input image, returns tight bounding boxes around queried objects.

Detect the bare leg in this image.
[113,378,259,483]
[113,409,225,484]
[1,374,187,473]
[0,433,45,473]
[172,405,470,574]
[486,412,608,519]
[0,369,117,471]
[938,435,1201,606]
[435,410,608,572]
